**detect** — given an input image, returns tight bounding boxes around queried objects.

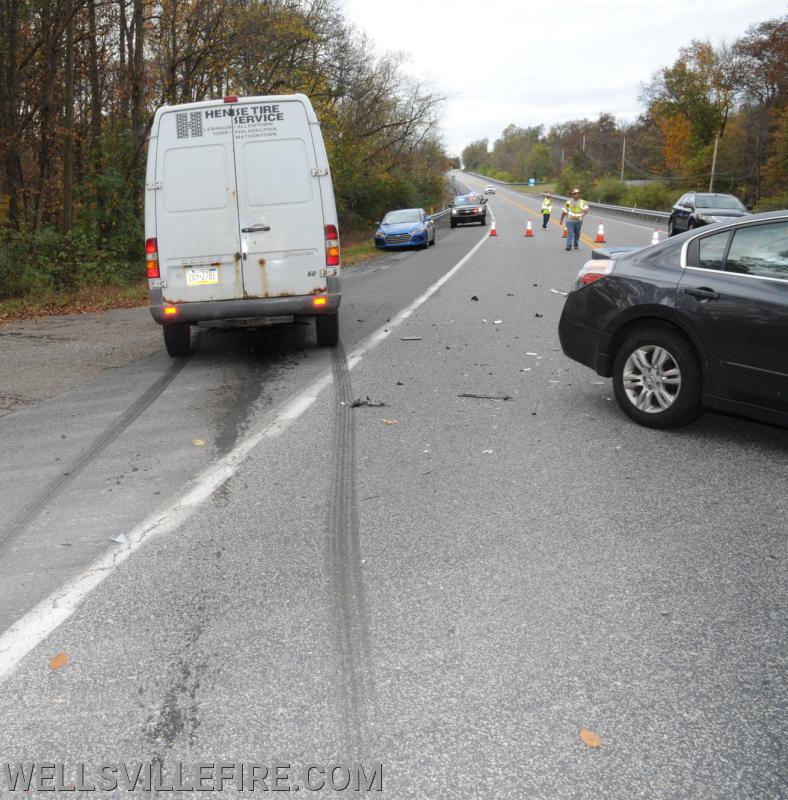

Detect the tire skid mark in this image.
[328,343,374,758]
[0,357,191,549]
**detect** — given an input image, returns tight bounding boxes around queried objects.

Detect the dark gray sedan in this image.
[559,211,788,428]
[668,192,750,236]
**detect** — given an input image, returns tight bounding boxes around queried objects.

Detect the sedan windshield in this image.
[696,194,747,211]
[383,209,421,224]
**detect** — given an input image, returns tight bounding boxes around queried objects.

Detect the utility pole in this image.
[582,133,586,152]
[620,135,626,183]
[708,134,719,192]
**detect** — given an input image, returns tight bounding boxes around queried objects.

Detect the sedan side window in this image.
[696,231,730,270]
[725,222,788,280]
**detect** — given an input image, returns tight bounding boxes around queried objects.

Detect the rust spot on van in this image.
[277,292,294,297]
[309,286,326,295]
[258,258,266,267]
[211,261,220,267]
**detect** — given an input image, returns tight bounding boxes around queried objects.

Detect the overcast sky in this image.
[341,0,785,157]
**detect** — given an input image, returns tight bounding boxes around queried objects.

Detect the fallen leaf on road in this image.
[382,419,398,425]
[192,439,206,447]
[50,652,69,671]
[400,336,422,341]
[535,313,543,318]
[579,727,602,748]
[471,295,479,301]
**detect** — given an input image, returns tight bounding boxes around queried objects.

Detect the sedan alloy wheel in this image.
[612,326,702,428]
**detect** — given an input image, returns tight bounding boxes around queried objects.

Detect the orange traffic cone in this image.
[595,224,606,243]
[651,228,660,245]
[562,226,568,238]
[524,220,534,237]
[490,220,497,237]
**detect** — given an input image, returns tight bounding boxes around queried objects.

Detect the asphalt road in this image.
[0,173,785,798]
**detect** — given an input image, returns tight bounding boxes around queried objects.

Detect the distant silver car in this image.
[484,185,496,194]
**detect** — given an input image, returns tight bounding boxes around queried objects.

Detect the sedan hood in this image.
[696,207,750,220]
[377,221,422,234]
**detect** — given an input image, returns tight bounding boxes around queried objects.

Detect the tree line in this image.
[0,0,448,300]
[462,15,786,212]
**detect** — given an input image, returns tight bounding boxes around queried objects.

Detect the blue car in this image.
[374,208,435,249]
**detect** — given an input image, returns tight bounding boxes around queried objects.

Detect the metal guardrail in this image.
[463,172,670,224]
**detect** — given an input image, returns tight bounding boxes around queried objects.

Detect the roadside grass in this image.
[0,281,148,323]
[342,239,381,266]
[512,182,558,195]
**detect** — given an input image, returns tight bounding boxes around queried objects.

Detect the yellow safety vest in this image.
[564,198,587,221]
[541,199,552,214]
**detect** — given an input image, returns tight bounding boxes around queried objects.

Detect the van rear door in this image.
[232,99,327,299]
[156,106,241,304]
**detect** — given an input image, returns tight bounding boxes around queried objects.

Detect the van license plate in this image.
[185,267,218,286]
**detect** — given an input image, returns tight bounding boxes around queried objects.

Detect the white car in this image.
[484,185,496,194]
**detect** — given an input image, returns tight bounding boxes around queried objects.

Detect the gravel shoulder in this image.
[0,307,161,416]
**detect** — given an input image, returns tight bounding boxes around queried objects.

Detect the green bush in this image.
[592,177,627,205]
[754,191,788,212]
[556,166,592,197]
[0,225,140,300]
[623,183,675,212]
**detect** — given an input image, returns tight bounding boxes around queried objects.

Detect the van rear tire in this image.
[163,323,191,357]
[315,314,339,347]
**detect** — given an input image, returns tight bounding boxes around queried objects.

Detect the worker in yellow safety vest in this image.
[541,193,553,229]
[559,188,589,250]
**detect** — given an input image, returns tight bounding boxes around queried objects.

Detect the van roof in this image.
[151,93,318,125]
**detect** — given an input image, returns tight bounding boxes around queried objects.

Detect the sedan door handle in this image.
[241,224,271,233]
[684,287,720,300]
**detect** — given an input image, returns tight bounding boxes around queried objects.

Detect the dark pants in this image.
[542,214,550,229]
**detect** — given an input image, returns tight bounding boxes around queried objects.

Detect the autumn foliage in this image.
[0,0,448,300]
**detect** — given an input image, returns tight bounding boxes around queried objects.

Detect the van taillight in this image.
[145,237,160,279]
[324,224,340,268]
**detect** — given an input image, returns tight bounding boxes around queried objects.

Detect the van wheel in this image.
[315,314,339,347]
[162,323,191,357]
[612,326,702,428]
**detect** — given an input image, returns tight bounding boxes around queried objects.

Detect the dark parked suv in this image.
[668,192,750,236]
[450,195,486,228]
[559,211,788,429]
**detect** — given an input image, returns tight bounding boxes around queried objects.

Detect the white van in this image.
[144,94,341,356]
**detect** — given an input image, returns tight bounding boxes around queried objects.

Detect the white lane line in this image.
[0,228,490,685]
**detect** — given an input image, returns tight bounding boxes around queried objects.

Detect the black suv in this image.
[450,195,486,228]
[668,192,750,236]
